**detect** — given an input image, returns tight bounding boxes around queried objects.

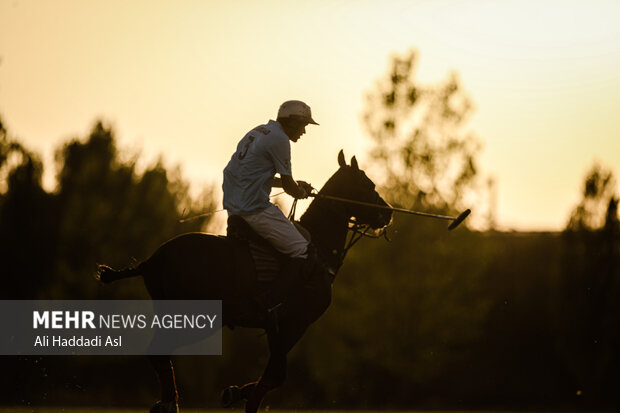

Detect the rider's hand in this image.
[297,180,313,195]
[295,186,309,199]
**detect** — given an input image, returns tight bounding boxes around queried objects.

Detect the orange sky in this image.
[1,0,619,231]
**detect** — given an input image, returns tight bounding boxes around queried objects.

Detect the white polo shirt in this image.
[222,120,292,216]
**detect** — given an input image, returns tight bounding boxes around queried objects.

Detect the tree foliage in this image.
[567,163,619,231]
[1,117,220,406]
[0,119,216,299]
[363,50,480,212]
[0,116,55,299]
[559,162,620,405]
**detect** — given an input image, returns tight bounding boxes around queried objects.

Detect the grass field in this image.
[0,409,223,413]
[0,410,526,413]
[0,408,417,413]
[0,408,490,412]
[0,408,396,412]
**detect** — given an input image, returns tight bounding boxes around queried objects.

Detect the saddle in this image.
[227,215,310,282]
[225,216,332,329]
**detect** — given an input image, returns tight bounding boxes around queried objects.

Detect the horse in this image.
[96,150,393,413]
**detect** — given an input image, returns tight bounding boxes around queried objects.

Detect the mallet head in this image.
[448,209,471,230]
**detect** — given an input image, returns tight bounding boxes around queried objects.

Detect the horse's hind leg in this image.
[241,322,309,413]
[149,355,179,413]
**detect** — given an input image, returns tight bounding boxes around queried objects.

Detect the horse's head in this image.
[317,150,393,229]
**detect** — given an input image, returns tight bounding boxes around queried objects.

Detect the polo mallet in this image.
[310,193,471,230]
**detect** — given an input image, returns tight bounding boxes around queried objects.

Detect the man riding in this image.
[222,100,319,322]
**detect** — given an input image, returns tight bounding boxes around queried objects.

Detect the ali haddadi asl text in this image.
[34,335,121,348]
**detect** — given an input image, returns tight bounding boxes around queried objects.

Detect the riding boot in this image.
[254,256,308,328]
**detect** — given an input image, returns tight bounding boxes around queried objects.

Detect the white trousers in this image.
[241,204,309,258]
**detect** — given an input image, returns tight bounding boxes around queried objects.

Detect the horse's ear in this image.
[338,150,346,167]
[351,156,359,171]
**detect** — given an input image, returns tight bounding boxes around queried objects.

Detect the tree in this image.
[0,117,220,406]
[325,51,493,406]
[1,117,218,301]
[559,163,620,407]
[567,163,619,231]
[51,121,216,298]
[0,116,57,299]
[363,50,480,212]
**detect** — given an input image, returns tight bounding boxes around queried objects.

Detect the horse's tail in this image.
[96,263,144,284]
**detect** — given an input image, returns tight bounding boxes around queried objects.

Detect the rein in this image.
[179,191,287,223]
[291,190,390,273]
[180,186,391,272]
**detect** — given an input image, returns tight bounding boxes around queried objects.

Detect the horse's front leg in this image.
[149,355,179,413]
[242,321,309,413]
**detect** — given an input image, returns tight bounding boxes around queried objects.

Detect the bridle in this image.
[290,189,391,274]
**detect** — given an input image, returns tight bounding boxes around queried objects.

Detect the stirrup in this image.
[221,385,243,408]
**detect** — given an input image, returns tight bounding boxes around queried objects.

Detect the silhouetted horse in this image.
[97,151,392,413]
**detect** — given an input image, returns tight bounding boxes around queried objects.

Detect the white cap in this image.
[277,100,319,125]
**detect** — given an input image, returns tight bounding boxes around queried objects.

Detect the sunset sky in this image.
[1,0,619,231]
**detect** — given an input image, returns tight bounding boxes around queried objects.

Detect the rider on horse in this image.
[222,100,319,323]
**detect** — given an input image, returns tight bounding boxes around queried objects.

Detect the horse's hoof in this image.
[150,400,179,413]
[221,385,242,408]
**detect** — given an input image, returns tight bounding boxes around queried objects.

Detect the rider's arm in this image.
[278,175,308,199]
